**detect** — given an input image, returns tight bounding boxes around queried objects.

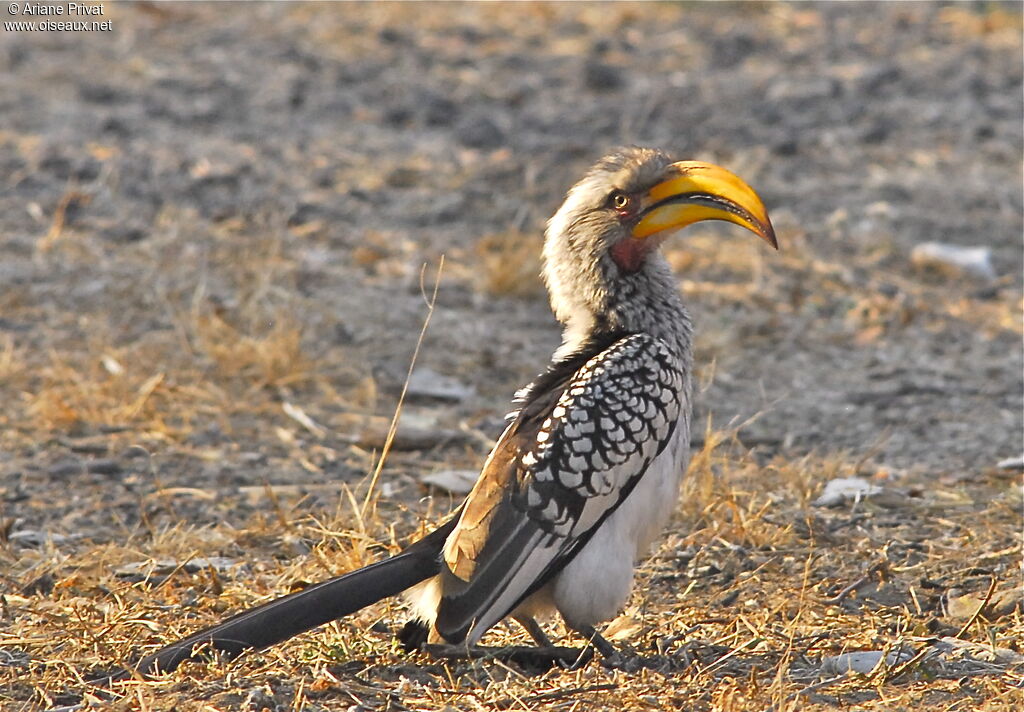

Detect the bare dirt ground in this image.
[1,2,1022,710]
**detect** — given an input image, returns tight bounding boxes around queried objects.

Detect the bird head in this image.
[542,147,776,332]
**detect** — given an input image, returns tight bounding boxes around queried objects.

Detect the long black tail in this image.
[117,518,456,679]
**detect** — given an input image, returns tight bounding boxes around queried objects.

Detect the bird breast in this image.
[551,409,691,629]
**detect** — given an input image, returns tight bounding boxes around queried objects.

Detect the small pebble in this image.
[87,459,122,475]
[583,61,624,91]
[47,460,82,478]
[456,115,504,149]
[911,242,996,281]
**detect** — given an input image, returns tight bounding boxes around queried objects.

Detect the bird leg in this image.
[572,625,622,661]
[572,626,672,672]
[402,617,592,670]
[515,615,553,648]
[519,617,621,671]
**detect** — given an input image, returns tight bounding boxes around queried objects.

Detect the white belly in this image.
[407,414,691,639]
[551,417,690,630]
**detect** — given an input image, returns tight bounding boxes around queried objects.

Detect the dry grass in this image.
[473,232,546,299]
[3,405,1021,711]
[6,305,313,439]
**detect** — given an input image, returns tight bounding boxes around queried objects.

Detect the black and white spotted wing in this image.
[435,333,685,644]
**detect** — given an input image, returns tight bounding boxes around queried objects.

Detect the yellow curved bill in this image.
[632,161,777,248]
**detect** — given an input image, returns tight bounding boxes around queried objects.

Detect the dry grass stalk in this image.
[361,258,445,519]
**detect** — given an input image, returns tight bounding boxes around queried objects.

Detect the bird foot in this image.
[422,643,593,671]
[600,652,683,673]
[599,652,644,672]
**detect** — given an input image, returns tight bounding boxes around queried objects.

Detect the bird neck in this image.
[549,252,693,362]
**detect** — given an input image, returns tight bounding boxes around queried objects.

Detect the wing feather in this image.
[435,333,685,643]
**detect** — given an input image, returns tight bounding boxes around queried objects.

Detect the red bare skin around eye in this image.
[607,193,657,272]
[608,196,650,272]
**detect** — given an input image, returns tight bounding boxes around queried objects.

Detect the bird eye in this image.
[608,191,633,213]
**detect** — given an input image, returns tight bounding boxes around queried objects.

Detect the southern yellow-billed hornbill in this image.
[129,146,776,676]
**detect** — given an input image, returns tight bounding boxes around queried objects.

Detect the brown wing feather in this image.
[443,422,518,581]
[442,352,582,582]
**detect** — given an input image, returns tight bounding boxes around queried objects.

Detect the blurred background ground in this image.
[0,2,1021,710]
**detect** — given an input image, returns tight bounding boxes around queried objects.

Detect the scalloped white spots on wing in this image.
[435,333,686,644]
[515,333,685,535]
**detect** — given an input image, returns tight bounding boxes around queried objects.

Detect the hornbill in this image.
[128,146,776,677]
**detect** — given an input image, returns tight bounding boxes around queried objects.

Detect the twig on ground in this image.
[882,643,933,683]
[954,575,999,639]
[820,561,887,606]
[820,576,868,606]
